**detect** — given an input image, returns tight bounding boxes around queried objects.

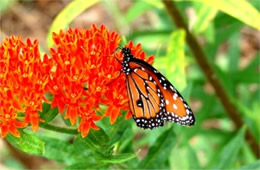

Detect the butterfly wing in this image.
[126,61,165,129]
[126,58,195,129]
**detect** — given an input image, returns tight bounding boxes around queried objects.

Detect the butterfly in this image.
[121,47,195,129]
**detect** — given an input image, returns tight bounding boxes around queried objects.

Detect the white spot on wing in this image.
[173,104,178,110]
[173,93,178,100]
[166,100,169,105]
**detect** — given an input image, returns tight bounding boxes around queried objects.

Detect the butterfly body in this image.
[121,47,195,129]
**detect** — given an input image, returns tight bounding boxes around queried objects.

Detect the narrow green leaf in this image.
[227,33,240,72]
[187,145,201,169]
[142,0,164,9]
[230,71,259,83]
[242,53,259,72]
[212,126,246,169]
[108,115,131,145]
[61,113,72,126]
[139,128,176,168]
[166,29,187,91]
[6,131,45,155]
[195,0,260,30]
[99,152,138,164]
[240,160,260,170]
[192,5,218,34]
[66,162,107,170]
[102,0,129,34]
[126,1,152,23]
[214,65,234,97]
[181,82,193,100]
[233,100,259,142]
[203,22,215,43]
[87,128,110,149]
[39,103,58,124]
[74,128,112,157]
[47,0,100,47]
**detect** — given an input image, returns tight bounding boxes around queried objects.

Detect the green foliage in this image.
[190,0,260,30]
[138,127,176,168]
[240,160,260,170]
[39,103,59,124]
[6,130,45,155]
[211,126,246,169]
[192,4,218,34]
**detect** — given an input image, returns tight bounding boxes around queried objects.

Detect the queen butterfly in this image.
[121,47,195,129]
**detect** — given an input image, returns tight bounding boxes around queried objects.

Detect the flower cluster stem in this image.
[162,0,259,158]
[39,123,78,135]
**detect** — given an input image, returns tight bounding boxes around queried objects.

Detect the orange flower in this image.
[50,25,154,137]
[0,36,52,137]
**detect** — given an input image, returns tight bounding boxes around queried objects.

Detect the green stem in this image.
[162,0,259,158]
[39,123,78,135]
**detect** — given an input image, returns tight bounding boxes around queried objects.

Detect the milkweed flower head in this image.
[0,36,52,138]
[49,25,154,137]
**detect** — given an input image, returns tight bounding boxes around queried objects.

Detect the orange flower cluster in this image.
[0,36,52,138]
[0,25,154,138]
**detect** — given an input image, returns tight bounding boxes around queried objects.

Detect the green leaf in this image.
[230,52,259,84]
[126,1,152,23]
[233,100,260,142]
[74,128,112,157]
[99,152,139,164]
[39,103,58,124]
[192,5,218,34]
[142,0,164,9]
[227,32,240,72]
[34,133,89,165]
[165,29,187,91]
[230,71,259,83]
[102,0,129,34]
[242,53,259,73]
[47,0,100,47]
[6,131,45,155]
[212,126,246,169]
[240,160,260,170]
[187,145,201,169]
[108,115,131,145]
[203,22,215,43]
[66,162,107,170]
[194,0,260,30]
[138,128,176,168]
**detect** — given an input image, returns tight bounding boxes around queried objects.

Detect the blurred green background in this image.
[0,0,259,169]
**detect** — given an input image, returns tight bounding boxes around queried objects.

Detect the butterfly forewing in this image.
[126,67,165,129]
[143,66,195,126]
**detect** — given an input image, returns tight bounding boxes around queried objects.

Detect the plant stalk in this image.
[162,0,259,158]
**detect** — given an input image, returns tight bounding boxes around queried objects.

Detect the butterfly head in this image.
[122,48,133,62]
